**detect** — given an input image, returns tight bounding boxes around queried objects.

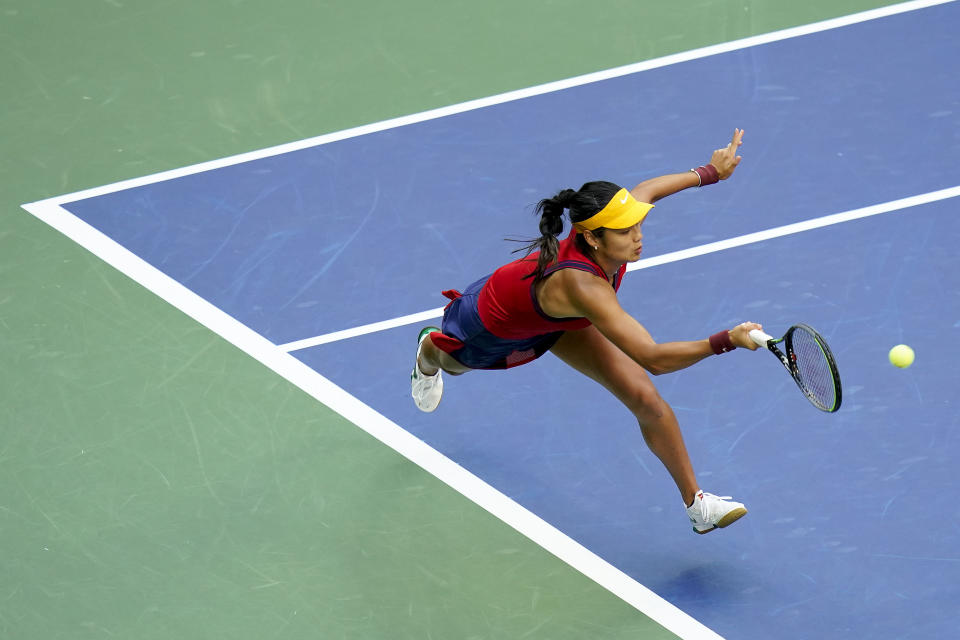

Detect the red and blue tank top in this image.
[476,230,626,339]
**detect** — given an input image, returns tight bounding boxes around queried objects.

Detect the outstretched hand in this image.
[730,321,763,350]
[709,128,744,180]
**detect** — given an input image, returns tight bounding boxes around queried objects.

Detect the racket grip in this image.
[749,329,773,347]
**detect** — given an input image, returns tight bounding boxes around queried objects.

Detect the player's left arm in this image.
[630,128,744,203]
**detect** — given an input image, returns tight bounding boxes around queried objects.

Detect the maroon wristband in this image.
[709,330,736,355]
[693,164,720,186]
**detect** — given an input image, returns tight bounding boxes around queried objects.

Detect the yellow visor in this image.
[573,188,653,232]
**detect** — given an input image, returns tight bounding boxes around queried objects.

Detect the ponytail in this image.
[508,181,620,281]
[512,188,576,282]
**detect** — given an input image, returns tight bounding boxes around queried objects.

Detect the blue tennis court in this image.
[25,3,960,638]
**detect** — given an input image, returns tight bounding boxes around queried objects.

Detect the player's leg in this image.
[411,327,472,413]
[550,325,699,505]
[418,330,472,376]
[550,325,747,533]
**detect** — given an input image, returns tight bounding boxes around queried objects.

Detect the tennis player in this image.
[412,129,759,534]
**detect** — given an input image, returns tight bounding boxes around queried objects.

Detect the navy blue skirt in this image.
[430,274,563,370]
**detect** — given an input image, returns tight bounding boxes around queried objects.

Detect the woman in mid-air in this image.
[411,129,760,534]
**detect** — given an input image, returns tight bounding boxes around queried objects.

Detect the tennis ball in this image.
[889,344,915,368]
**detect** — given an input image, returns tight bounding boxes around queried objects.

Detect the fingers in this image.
[713,129,744,156]
[725,128,744,160]
[732,321,763,350]
[729,128,744,149]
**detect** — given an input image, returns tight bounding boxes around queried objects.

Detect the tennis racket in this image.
[749,324,842,413]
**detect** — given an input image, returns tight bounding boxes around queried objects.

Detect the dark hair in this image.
[514,181,622,282]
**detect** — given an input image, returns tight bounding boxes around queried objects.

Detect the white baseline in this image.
[20,2,957,638]
[19,197,730,640]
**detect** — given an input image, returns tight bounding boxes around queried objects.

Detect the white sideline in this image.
[278,185,960,352]
[29,0,955,209]
[21,2,957,637]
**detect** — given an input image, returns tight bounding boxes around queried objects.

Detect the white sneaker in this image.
[411,327,443,412]
[686,490,748,534]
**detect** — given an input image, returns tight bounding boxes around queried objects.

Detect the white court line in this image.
[19,3,956,638]
[278,185,960,352]
[22,198,725,640]
[25,0,955,208]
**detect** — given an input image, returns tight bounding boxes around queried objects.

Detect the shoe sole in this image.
[412,327,443,412]
[411,368,443,413]
[693,506,748,535]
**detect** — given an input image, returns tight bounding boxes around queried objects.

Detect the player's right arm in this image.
[559,271,759,374]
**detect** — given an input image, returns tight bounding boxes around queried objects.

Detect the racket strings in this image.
[790,329,837,410]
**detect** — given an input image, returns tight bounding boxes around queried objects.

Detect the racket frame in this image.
[749,324,842,412]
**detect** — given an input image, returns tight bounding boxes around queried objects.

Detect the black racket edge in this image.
[785,323,842,413]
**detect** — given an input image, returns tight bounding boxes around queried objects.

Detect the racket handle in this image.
[749,329,773,347]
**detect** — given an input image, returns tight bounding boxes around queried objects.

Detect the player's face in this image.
[599,222,644,263]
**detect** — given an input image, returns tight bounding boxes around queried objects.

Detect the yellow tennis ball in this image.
[889,344,915,368]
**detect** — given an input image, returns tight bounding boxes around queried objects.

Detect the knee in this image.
[621,384,668,421]
[423,335,471,376]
